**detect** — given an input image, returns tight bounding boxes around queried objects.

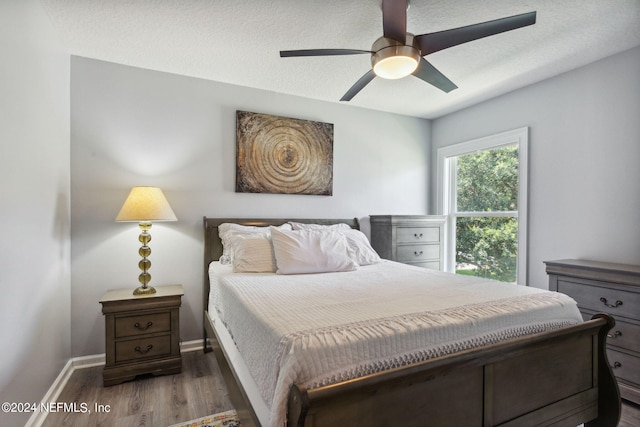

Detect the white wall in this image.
[70,57,431,356]
[431,46,640,289]
[0,1,71,425]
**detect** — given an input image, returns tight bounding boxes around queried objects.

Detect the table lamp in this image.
[115,186,177,295]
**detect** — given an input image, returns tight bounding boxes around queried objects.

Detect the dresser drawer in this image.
[411,261,441,270]
[115,335,172,363]
[115,312,171,338]
[557,279,640,320]
[579,311,640,354]
[397,244,440,262]
[396,227,440,244]
[606,318,640,354]
[607,348,640,387]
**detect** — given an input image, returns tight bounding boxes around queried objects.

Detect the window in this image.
[437,128,528,284]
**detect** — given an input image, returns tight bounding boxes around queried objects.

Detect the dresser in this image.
[545,259,640,405]
[100,284,183,386]
[370,215,446,270]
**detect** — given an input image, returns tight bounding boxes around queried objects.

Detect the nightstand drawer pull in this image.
[134,321,153,330]
[607,330,622,339]
[414,251,423,256]
[611,361,622,369]
[414,233,423,239]
[134,344,153,354]
[600,297,623,308]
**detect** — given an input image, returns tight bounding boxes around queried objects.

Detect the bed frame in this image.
[202,217,621,427]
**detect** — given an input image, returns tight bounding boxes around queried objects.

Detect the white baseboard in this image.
[25,340,204,427]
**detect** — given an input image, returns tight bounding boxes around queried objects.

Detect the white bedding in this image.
[208,260,582,427]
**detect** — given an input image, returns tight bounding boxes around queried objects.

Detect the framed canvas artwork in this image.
[236,111,334,195]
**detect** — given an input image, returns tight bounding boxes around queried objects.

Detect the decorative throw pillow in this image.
[218,223,291,264]
[231,234,277,273]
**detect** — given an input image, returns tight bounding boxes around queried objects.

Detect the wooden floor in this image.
[41,350,234,427]
[41,349,640,426]
[620,399,640,427]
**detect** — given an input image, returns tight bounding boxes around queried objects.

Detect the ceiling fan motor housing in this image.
[371,34,421,79]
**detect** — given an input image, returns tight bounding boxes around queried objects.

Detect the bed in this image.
[202,217,621,427]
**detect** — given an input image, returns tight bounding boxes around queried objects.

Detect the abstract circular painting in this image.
[236,111,333,195]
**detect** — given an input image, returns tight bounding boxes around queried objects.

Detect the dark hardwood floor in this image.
[41,350,233,427]
[41,349,640,426]
[621,399,640,427]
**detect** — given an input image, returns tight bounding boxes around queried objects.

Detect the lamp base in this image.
[133,285,157,296]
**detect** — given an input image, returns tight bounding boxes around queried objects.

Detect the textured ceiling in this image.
[41,0,640,119]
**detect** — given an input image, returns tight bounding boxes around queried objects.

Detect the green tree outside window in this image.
[455,146,519,282]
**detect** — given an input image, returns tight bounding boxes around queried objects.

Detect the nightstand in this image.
[100,284,183,386]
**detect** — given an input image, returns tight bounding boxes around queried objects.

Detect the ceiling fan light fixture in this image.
[371,36,421,80]
[373,52,419,79]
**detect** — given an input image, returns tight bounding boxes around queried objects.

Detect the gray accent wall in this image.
[431,46,640,289]
[0,1,71,425]
[70,57,431,356]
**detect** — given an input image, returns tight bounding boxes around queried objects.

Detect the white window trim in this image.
[436,127,529,284]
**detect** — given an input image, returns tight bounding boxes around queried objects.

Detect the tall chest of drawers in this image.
[545,259,640,405]
[370,215,446,270]
[100,284,183,386]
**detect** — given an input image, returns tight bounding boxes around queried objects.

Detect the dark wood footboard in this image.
[287,314,620,427]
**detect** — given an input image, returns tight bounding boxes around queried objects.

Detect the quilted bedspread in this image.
[209,260,582,427]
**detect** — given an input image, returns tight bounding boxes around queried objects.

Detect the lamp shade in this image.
[115,186,177,222]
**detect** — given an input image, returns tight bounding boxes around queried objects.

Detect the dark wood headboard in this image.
[202,217,360,313]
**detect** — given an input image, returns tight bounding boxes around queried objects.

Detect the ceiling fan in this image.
[280,0,536,101]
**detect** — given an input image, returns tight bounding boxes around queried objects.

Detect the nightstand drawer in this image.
[397,244,440,262]
[608,348,640,386]
[115,335,172,363]
[115,312,171,338]
[396,227,440,244]
[557,279,640,320]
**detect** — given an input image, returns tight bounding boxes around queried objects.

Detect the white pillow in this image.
[288,223,380,266]
[289,222,352,231]
[340,229,381,266]
[218,222,292,264]
[231,234,276,273]
[270,227,357,274]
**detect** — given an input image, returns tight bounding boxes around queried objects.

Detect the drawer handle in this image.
[414,250,423,256]
[607,330,622,339]
[611,361,622,369]
[134,321,153,330]
[414,233,423,239]
[599,297,623,308]
[134,344,153,354]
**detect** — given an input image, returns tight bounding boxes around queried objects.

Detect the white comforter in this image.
[208,260,582,427]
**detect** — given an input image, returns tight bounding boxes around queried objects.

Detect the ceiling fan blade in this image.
[382,0,407,42]
[280,49,372,57]
[416,11,536,55]
[340,70,376,101]
[413,58,457,93]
